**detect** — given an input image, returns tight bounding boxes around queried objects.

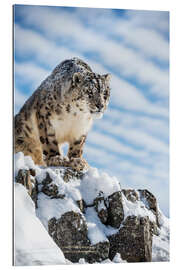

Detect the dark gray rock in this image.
[15,169,32,195]
[76,199,86,213]
[48,211,90,262]
[84,241,110,264]
[30,178,38,208]
[41,172,65,199]
[63,168,84,183]
[108,215,152,262]
[139,189,160,227]
[106,191,124,228]
[94,192,108,224]
[41,172,53,186]
[150,221,159,236]
[48,211,109,263]
[29,168,36,177]
[122,189,139,202]
[15,169,38,207]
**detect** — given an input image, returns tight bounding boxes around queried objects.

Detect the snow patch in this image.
[36,193,81,230]
[113,253,127,263]
[152,207,170,262]
[122,193,156,223]
[79,167,121,205]
[14,183,66,266]
[85,207,118,244]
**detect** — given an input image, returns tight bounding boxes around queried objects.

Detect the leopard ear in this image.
[103,73,111,81]
[73,72,83,86]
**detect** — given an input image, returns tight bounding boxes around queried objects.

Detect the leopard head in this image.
[72,71,111,119]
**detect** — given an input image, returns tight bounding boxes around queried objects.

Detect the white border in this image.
[0,0,180,269]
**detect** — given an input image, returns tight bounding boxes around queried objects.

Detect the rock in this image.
[42,182,58,197]
[139,189,160,227]
[15,169,32,195]
[15,168,161,264]
[108,216,152,262]
[150,221,159,236]
[42,172,53,185]
[48,211,90,262]
[41,172,65,199]
[29,168,36,177]
[15,169,38,207]
[85,241,110,264]
[63,168,84,183]
[94,192,108,224]
[48,211,109,263]
[122,189,139,202]
[30,178,38,208]
[106,191,124,228]
[76,199,86,213]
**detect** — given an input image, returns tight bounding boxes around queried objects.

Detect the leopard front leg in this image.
[44,138,69,167]
[37,114,68,167]
[67,135,89,171]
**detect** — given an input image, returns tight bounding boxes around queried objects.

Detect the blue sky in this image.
[14,5,169,216]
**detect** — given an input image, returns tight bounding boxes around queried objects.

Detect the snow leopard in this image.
[14,57,111,171]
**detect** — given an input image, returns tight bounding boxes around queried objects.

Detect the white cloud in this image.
[114,21,169,62]
[110,76,168,117]
[125,10,169,34]
[15,24,83,68]
[14,89,27,108]
[16,6,169,98]
[96,117,168,154]
[74,8,169,62]
[14,89,28,114]
[15,61,50,89]
[105,108,169,139]
[88,130,148,159]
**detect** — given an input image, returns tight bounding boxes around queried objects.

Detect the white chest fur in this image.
[50,104,93,144]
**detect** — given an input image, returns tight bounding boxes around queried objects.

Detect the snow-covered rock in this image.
[14,152,170,265]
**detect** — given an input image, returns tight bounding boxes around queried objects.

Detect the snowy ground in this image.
[14,183,66,266]
[14,152,170,265]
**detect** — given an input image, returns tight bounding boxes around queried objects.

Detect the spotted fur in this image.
[14,57,111,171]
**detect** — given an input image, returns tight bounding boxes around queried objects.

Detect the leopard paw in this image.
[47,155,69,167]
[68,157,90,172]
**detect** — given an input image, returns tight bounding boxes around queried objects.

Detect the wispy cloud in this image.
[15,6,169,98]
[96,118,168,154]
[14,89,28,114]
[15,61,50,88]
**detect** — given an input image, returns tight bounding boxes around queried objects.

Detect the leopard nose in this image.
[97,104,103,111]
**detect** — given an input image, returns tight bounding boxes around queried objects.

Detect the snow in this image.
[112,253,127,263]
[85,207,118,244]
[152,207,170,262]
[98,200,106,211]
[14,152,170,264]
[78,258,86,264]
[36,193,81,231]
[14,151,40,177]
[122,192,156,223]
[76,255,126,264]
[14,183,66,266]
[79,167,121,205]
[85,207,108,244]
